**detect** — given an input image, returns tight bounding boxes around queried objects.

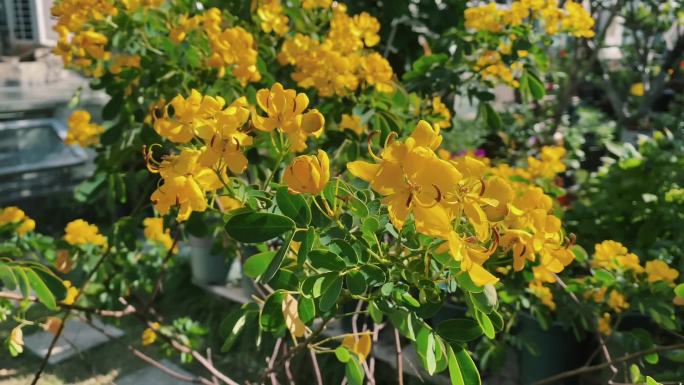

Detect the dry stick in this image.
[282,344,296,385]
[532,343,684,385]
[393,328,404,385]
[553,274,618,378]
[309,349,323,385]
[118,297,241,385]
[31,246,113,385]
[350,301,375,382]
[80,315,211,385]
[268,338,283,385]
[368,323,384,384]
[207,348,219,385]
[0,291,134,317]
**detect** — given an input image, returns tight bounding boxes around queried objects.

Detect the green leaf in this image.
[469,286,497,314]
[644,353,659,365]
[329,239,358,265]
[456,273,483,293]
[453,346,481,385]
[526,71,546,100]
[220,304,258,352]
[368,301,383,323]
[243,251,276,278]
[345,355,365,385]
[260,291,286,333]
[298,296,316,324]
[346,270,367,296]
[0,264,17,290]
[593,269,616,285]
[276,188,311,226]
[447,345,465,385]
[436,319,483,343]
[309,249,346,271]
[416,328,437,375]
[298,227,315,267]
[674,283,684,298]
[260,232,295,284]
[25,268,57,310]
[335,346,351,363]
[225,211,295,243]
[319,274,343,312]
[475,310,495,339]
[645,376,661,385]
[479,103,502,131]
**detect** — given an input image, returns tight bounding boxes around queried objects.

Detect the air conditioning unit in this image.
[4,0,57,47]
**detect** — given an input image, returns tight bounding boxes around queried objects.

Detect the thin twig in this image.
[268,338,283,385]
[532,343,684,385]
[309,349,323,385]
[394,328,404,385]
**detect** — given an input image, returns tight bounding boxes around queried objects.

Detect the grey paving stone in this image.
[24,318,125,364]
[115,359,193,385]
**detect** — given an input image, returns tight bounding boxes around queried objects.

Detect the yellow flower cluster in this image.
[65,110,105,147]
[0,207,36,236]
[109,54,141,75]
[348,121,573,286]
[591,240,643,273]
[64,219,107,247]
[464,0,595,38]
[473,50,523,88]
[645,260,679,286]
[51,0,117,32]
[54,29,110,77]
[257,0,289,36]
[339,114,366,136]
[121,0,164,10]
[302,0,331,9]
[170,9,260,84]
[277,4,393,96]
[529,281,556,310]
[526,146,567,179]
[143,217,175,251]
[252,82,326,152]
[62,280,79,305]
[590,240,679,285]
[430,96,452,130]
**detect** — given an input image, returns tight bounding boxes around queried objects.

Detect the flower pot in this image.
[516,314,584,385]
[189,235,230,285]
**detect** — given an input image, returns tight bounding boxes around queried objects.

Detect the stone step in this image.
[115,359,192,385]
[24,318,125,364]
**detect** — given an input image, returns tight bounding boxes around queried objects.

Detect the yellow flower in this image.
[9,326,24,356]
[143,218,175,251]
[517,50,529,58]
[149,148,223,222]
[0,206,35,236]
[339,114,366,136]
[65,110,104,147]
[526,146,566,179]
[64,219,107,247]
[302,0,331,9]
[51,0,117,32]
[257,0,289,36]
[283,150,330,195]
[62,280,79,305]
[630,83,645,97]
[142,322,161,346]
[217,196,243,213]
[282,294,307,338]
[253,83,325,152]
[529,281,556,310]
[607,290,629,313]
[598,313,612,336]
[342,333,372,361]
[645,260,679,286]
[109,54,141,75]
[431,96,451,130]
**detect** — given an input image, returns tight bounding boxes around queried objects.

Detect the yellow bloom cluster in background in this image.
[465,0,595,38]
[169,8,261,84]
[143,217,176,251]
[51,0,118,32]
[338,114,366,136]
[473,50,523,88]
[64,219,108,247]
[257,0,290,36]
[65,110,105,147]
[349,122,573,286]
[0,207,36,236]
[430,96,452,130]
[277,4,393,96]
